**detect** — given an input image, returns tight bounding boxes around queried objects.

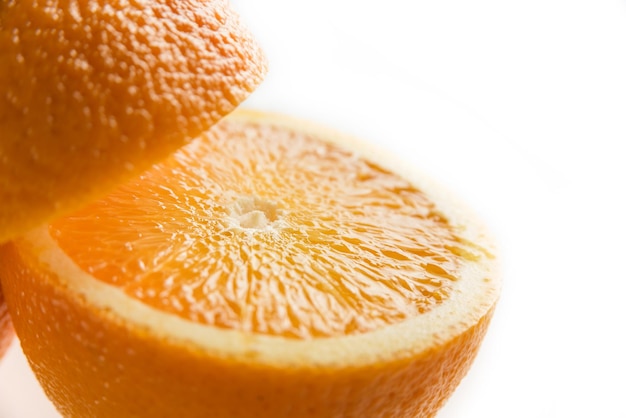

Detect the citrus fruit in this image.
[0,110,500,418]
[0,0,267,243]
[0,285,13,359]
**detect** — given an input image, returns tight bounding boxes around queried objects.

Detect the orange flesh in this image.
[50,120,471,339]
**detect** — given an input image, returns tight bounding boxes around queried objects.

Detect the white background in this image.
[1,0,626,416]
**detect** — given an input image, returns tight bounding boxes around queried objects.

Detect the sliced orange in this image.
[0,0,266,243]
[0,110,500,418]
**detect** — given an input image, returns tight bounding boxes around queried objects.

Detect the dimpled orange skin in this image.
[0,285,13,359]
[1,242,494,418]
[0,0,266,243]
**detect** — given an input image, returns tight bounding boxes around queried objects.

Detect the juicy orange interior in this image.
[50,119,475,339]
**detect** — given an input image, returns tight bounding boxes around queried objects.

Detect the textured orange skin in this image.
[0,243,495,418]
[0,0,266,243]
[0,284,14,359]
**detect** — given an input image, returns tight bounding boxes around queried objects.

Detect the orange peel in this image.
[0,0,267,243]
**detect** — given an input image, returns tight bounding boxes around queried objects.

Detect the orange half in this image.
[0,110,500,417]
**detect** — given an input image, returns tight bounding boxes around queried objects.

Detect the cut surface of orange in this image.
[0,110,500,418]
[0,0,266,243]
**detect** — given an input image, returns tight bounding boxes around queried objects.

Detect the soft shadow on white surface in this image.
[0,343,58,417]
[2,0,625,417]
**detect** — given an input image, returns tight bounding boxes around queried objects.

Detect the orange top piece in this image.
[0,0,267,242]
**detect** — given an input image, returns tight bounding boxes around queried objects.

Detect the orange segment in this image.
[0,0,266,243]
[0,110,500,418]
